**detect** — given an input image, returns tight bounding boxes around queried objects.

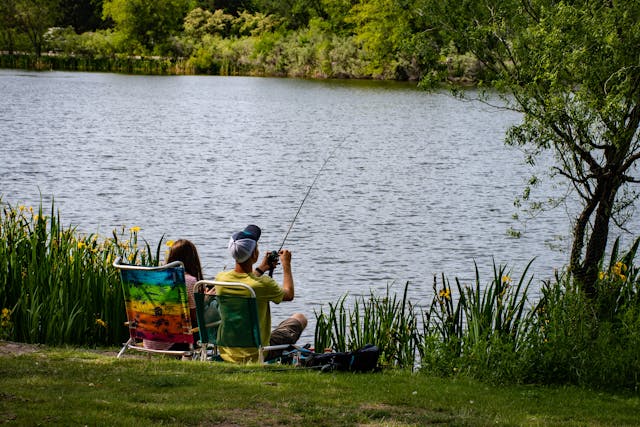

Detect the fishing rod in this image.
[267,139,345,276]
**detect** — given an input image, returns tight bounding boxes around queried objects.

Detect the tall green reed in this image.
[314,282,420,368]
[463,260,533,350]
[418,260,534,381]
[0,198,164,346]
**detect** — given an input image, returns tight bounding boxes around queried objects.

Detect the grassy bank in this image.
[1,343,639,426]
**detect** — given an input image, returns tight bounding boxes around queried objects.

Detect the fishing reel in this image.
[267,250,279,267]
[266,250,279,277]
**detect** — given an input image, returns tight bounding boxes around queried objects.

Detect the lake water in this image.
[1,69,637,340]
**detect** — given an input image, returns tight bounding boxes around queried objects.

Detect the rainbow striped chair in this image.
[113,257,197,359]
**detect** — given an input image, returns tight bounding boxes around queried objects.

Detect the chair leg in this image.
[117,338,133,358]
[199,346,207,362]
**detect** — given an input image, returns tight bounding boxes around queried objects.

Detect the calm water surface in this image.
[2,69,636,339]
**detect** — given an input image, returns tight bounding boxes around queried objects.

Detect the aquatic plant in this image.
[0,197,163,346]
[314,282,420,368]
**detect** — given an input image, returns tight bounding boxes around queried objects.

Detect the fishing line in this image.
[267,138,345,274]
[277,141,344,251]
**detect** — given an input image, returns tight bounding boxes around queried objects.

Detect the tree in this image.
[0,0,20,54]
[347,0,438,79]
[57,0,107,33]
[422,0,640,297]
[10,0,60,56]
[196,0,255,15]
[252,0,321,29]
[102,0,192,54]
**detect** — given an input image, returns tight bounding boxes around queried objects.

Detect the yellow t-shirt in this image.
[214,270,284,363]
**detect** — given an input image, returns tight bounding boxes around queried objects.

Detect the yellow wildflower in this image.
[598,271,606,280]
[95,319,107,328]
[166,240,175,248]
[77,241,86,249]
[130,226,141,233]
[18,205,25,212]
[439,288,451,301]
[502,275,511,284]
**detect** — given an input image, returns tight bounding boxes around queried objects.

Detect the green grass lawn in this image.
[1,343,638,426]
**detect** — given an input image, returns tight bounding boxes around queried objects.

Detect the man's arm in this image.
[280,249,294,301]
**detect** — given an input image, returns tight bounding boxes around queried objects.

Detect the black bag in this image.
[301,344,380,373]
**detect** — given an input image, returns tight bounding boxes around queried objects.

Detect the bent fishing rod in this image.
[267,140,344,276]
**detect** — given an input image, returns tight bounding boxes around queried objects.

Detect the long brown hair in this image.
[167,239,203,280]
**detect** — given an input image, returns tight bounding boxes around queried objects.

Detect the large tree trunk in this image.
[570,175,620,298]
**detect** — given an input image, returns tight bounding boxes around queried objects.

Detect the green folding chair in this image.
[192,281,222,361]
[113,257,197,359]
[194,280,290,363]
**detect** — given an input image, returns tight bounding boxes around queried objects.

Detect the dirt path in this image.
[0,341,118,357]
[0,341,43,356]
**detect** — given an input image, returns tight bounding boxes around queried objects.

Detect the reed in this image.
[0,198,163,346]
[463,260,534,349]
[0,53,196,75]
[314,282,421,368]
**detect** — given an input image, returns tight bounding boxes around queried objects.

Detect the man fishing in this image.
[214,224,307,363]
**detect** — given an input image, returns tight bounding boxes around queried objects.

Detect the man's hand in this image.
[279,249,292,271]
[256,253,274,276]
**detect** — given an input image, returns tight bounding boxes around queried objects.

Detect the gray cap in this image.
[228,225,261,263]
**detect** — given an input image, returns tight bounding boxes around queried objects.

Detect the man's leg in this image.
[266,313,307,360]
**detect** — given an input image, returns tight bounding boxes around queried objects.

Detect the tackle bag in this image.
[300,344,380,372]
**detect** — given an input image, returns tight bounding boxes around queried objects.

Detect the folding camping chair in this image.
[113,257,197,359]
[192,281,222,361]
[194,280,290,363]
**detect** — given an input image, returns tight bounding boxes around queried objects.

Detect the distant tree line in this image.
[0,0,484,82]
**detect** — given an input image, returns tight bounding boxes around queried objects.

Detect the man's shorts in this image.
[269,317,305,346]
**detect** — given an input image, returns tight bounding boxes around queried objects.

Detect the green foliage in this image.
[102,0,192,55]
[57,0,106,33]
[345,0,408,78]
[7,0,61,56]
[314,282,420,368]
[1,0,475,81]
[523,259,640,390]
[253,0,321,30]
[183,7,234,39]
[182,18,370,79]
[0,198,164,347]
